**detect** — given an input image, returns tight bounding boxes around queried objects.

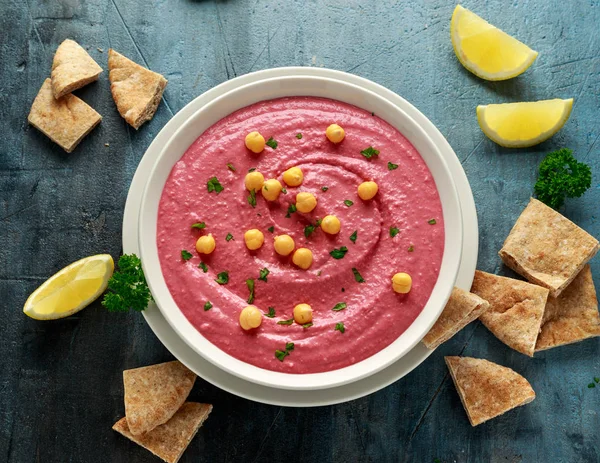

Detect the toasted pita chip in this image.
[124,361,196,435]
[445,357,535,426]
[422,287,490,349]
[499,198,599,297]
[51,39,103,99]
[471,271,548,357]
[536,265,600,351]
[113,402,212,463]
[108,49,167,129]
[28,78,101,153]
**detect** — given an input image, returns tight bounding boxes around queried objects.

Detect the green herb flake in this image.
[286,342,295,351]
[198,262,208,273]
[296,133,303,139]
[332,302,347,312]
[246,278,255,304]
[390,227,400,238]
[265,307,276,318]
[330,246,348,259]
[388,161,399,170]
[433,459,441,463]
[258,268,270,282]
[204,301,213,311]
[317,270,322,276]
[101,254,152,312]
[595,377,600,383]
[248,189,257,208]
[588,383,596,389]
[321,186,329,192]
[281,188,287,194]
[226,233,234,242]
[207,176,224,194]
[304,222,319,238]
[408,245,414,252]
[335,322,345,333]
[215,271,229,285]
[360,146,380,159]
[181,250,193,261]
[352,267,365,283]
[285,203,297,218]
[349,230,357,243]
[227,163,236,172]
[267,226,275,233]
[428,218,437,225]
[302,322,313,329]
[191,222,206,230]
[248,167,256,173]
[275,342,294,362]
[344,199,354,207]
[266,137,278,149]
[277,318,294,325]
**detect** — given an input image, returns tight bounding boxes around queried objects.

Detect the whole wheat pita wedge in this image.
[536,265,600,351]
[113,402,212,463]
[445,357,535,426]
[499,198,599,297]
[471,271,548,357]
[28,78,102,153]
[108,49,167,129]
[124,361,196,435]
[422,287,490,349]
[51,39,103,99]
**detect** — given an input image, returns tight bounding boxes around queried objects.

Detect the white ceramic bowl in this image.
[138,75,463,391]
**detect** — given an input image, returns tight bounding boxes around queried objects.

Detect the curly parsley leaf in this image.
[330,246,348,259]
[102,254,152,312]
[360,146,380,159]
[390,227,399,238]
[352,267,365,283]
[266,137,278,149]
[258,268,270,282]
[198,262,208,273]
[246,278,255,304]
[285,203,297,218]
[207,176,224,194]
[181,250,193,261]
[388,161,399,170]
[304,220,321,238]
[275,342,295,361]
[215,271,229,285]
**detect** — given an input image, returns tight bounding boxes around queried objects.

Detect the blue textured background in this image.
[1,1,599,462]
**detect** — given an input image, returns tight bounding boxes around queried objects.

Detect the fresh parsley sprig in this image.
[102,254,152,312]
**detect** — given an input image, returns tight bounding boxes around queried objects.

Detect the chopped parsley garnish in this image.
[181,250,193,261]
[321,186,329,192]
[267,226,275,233]
[330,246,348,259]
[352,267,365,283]
[258,268,269,282]
[428,218,437,225]
[274,342,294,361]
[296,133,302,139]
[588,383,596,389]
[281,188,287,194]
[226,233,234,241]
[349,230,357,243]
[335,322,345,333]
[227,163,236,172]
[265,307,276,318]
[317,270,322,276]
[304,220,321,238]
[198,262,208,273]
[302,322,313,329]
[390,227,400,238]
[277,318,294,325]
[595,377,600,383]
[285,203,297,218]
[266,137,278,149]
[101,254,152,312]
[332,302,347,311]
[388,161,399,170]
[248,189,257,208]
[191,222,206,230]
[207,176,224,194]
[248,167,256,172]
[215,271,229,285]
[246,279,255,304]
[204,301,213,311]
[344,200,354,207]
[408,245,414,252]
[360,146,380,159]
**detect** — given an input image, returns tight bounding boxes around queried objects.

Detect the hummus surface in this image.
[157,97,444,374]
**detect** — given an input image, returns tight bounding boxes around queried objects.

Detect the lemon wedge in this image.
[477,99,573,148]
[23,254,114,320]
[451,5,538,80]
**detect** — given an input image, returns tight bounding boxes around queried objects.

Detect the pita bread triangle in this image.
[108,49,167,129]
[123,360,196,435]
[536,265,600,351]
[422,287,490,349]
[113,402,212,463]
[445,357,535,426]
[471,270,548,357]
[51,39,103,99]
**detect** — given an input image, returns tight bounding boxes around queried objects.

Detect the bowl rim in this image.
[138,74,463,391]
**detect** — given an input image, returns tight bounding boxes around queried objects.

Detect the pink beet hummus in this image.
[157,97,444,374]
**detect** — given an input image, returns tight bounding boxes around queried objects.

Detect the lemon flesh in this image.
[451,5,538,80]
[23,254,114,320]
[477,99,573,148]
